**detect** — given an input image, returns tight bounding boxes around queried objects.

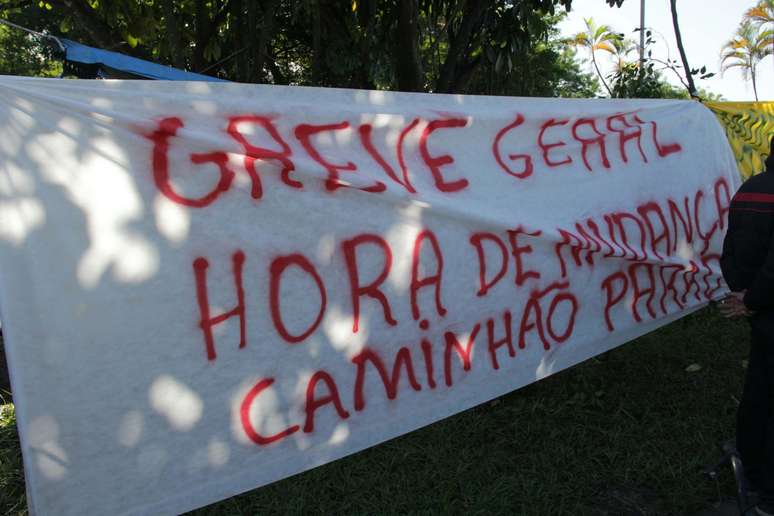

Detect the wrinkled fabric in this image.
[0,77,740,515]
[705,101,774,179]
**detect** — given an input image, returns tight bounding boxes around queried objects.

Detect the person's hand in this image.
[718,291,755,318]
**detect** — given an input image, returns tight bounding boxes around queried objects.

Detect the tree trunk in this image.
[233,0,246,81]
[354,0,376,89]
[395,0,423,91]
[591,51,612,96]
[311,0,323,85]
[251,0,281,83]
[435,0,487,93]
[192,0,208,70]
[162,0,184,68]
[669,0,697,98]
[752,66,759,101]
[450,55,482,93]
[245,0,258,81]
[268,58,287,84]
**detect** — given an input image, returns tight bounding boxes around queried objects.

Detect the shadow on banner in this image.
[706,101,774,179]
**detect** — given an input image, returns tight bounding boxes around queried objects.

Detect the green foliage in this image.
[548,46,601,98]
[0,0,601,98]
[606,26,718,100]
[745,0,774,28]
[609,61,721,101]
[721,19,773,101]
[610,61,670,99]
[467,13,599,98]
[0,397,23,515]
[0,21,61,77]
[569,16,622,95]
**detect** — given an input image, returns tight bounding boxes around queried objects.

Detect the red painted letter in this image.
[227,115,299,197]
[444,324,482,387]
[470,232,509,297]
[508,226,542,286]
[601,271,628,332]
[148,117,236,207]
[487,311,515,370]
[493,114,533,179]
[241,378,300,445]
[359,123,416,193]
[269,254,326,344]
[606,113,647,164]
[411,229,447,321]
[419,118,470,192]
[572,117,611,172]
[538,118,572,167]
[634,114,681,157]
[352,347,422,411]
[295,122,384,192]
[193,250,246,361]
[304,371,350,433]
[342,234,397,333]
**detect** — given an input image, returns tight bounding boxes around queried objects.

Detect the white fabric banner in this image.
[0,76,739,515]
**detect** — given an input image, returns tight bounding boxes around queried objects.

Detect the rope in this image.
[0,17,65,53]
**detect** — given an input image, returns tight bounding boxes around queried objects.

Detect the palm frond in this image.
[744,0,774,24]
[594,41,616,53]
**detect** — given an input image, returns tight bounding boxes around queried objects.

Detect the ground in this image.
[0,307,751,515]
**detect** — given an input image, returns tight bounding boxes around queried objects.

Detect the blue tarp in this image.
[61,38,227,82]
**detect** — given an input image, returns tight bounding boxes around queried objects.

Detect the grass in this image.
[0,307,751,515]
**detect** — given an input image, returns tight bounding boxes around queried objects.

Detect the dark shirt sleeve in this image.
[720,225,742,291]
[744,228,774,311]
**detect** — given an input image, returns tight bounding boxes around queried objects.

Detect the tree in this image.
[609,60,694,99]
[0,24,59,76]
[721,21,773,101]
[744,0,774,73]
[467,12,599,98]
[0,4,61,77]
[551,46,601,98]
[304,0,574,94]
[1,0,590,95]
[669,0,696,97]
[569,17,621,96]
[607,26,718,100]
[746,0,774,27]
[608,35,637,73]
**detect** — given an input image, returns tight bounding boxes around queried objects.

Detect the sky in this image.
[558,0,773,101]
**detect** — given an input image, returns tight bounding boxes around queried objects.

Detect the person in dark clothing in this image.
[720,134,774,516]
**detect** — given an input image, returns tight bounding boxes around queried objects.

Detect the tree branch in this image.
[52,0,117,48]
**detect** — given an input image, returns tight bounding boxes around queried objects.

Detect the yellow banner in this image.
[705,101,774,179]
